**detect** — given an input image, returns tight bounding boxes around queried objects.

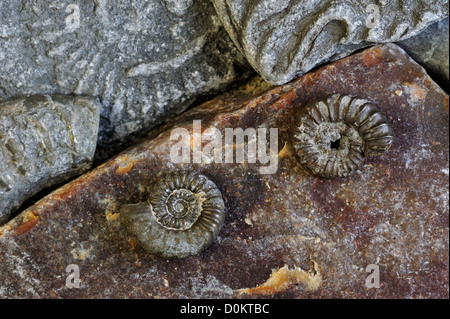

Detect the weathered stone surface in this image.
[398,18,449,91]
[211,0,449,85]
[0,95,100,225]
[0,0,252,151]
[0,44,448,299]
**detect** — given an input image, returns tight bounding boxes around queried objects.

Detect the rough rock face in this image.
[398,18,449,91]
[211,0,449,84]
[0,95,101,225]
[0,0,252,150]
[0,45,448,299]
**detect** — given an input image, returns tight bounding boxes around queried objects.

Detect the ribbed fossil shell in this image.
[0,95,101,225]
[120,171,225,258]
[291,94,395,178]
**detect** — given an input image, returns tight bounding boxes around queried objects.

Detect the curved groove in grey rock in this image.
[212,0,449,84]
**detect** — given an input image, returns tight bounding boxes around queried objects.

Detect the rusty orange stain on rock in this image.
[274,89,298,110]
[0,210,40,237]
[237,264,322,296]
[116,155,137,175]
[408,83,427,100]
[302,69,321,86]
[0,225,12,237]
[278,142,292,158]
[13,215,39,236]
[444,96,449,113]
[53,179,84,201]
[106,210,120,221]
[49,166,109,202]
[362,47,382,68]
[116,161,134,175]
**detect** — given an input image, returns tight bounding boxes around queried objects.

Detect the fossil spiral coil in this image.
[291,94,395,178]
[120,171,225,258]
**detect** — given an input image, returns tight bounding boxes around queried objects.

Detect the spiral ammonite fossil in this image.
[120,171,225,258]
[291,94,395,178]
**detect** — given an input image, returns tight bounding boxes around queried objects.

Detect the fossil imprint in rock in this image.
[0,45,447,298]
[120,171,225,258]
[211,0,449,84]
[0,0,251,151]
[291,95,395,178]
[0,95,101,225]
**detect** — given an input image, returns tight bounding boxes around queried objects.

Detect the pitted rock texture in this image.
[0,45,448,299]
[0,0,252,151]
[211,0,449,84]
[0,95,101,225]
[398,18,449,91]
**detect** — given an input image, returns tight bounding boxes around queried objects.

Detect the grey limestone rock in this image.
[211,0,449,85]
[0,0,251,151]
[398,18,449,91]
[0,95,101,225]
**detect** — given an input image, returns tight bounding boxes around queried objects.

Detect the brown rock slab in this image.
[0,44,448,299]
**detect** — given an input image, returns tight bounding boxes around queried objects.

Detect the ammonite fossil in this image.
[291,94,395,178]
[120,171,225,258]
[0,95,101,225]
